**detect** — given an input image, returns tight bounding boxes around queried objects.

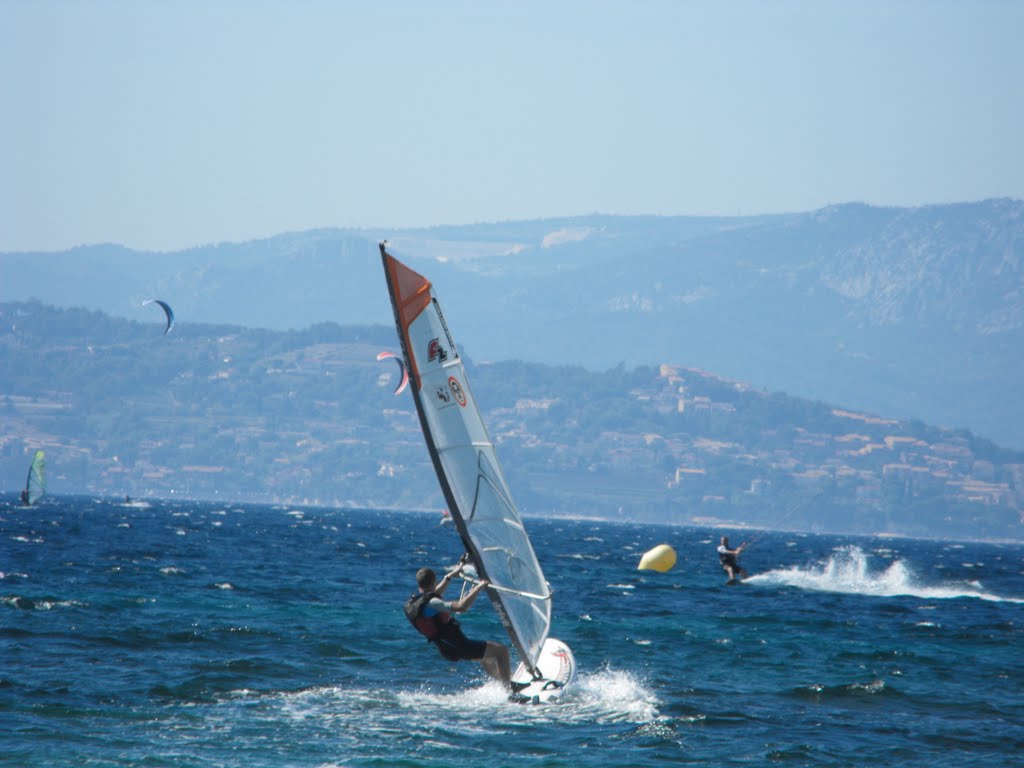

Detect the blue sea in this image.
[2,497,1022,767]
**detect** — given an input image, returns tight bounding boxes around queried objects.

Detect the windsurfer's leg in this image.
[480,642,511,687]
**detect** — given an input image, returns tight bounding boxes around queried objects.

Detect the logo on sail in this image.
[448,376,467,407]
[427,338,448,363]
[434,385,452,406]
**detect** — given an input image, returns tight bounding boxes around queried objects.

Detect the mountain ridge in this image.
[3,199,1022,449]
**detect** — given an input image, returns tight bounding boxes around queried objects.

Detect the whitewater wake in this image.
[228,666,663,735]
[394,667,661,724]
[748,545,1023,603]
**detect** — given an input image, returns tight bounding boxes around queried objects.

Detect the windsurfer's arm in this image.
[435,564,464,596]
[450,579,489,613]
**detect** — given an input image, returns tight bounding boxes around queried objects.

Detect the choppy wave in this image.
[2,595,84,610]
[789,678,893,701]
[749,545,1024,603]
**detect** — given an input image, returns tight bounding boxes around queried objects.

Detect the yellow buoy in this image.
[637,544,676,572]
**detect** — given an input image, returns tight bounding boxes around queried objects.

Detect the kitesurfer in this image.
[405,563,512,688]
[717,536,748,582]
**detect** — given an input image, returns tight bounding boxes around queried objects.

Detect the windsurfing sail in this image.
[143,299,174,334]
[22,450,45,505]
[376,350,409,395]
[380,243,552,676]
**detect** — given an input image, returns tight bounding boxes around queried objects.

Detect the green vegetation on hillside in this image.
[2,301,1022,540]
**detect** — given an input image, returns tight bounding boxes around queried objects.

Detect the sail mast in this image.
[381,245,478,559]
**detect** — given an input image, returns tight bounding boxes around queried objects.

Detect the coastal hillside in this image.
[2,302,1021,540]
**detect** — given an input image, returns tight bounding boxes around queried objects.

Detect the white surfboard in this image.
[509,637,577,704]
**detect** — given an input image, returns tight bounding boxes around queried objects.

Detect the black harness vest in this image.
[404,590,460,642]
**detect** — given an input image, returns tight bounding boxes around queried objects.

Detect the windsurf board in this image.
[509,637,576,704]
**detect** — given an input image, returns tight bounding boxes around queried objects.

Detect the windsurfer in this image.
[717,536,748,582]
[20,489,30,505]
[405,564,512,688]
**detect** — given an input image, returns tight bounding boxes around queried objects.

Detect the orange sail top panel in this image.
[383,252,432,387]
[384,254,432,329]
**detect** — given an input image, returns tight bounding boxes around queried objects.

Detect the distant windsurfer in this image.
[717,536,748,582]
[20,489,30,506]
[405,563,512,689]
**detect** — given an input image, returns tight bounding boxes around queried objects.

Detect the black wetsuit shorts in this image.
[435,626,487,661]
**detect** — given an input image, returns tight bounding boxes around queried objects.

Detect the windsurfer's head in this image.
[416,567,437,591]
[721,536,729,546]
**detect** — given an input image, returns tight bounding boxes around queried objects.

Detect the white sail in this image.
[381,246,551,674]
[24,450,45,505]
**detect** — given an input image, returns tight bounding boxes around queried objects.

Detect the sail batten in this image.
[436,440,493,453]
[381,244,551,675]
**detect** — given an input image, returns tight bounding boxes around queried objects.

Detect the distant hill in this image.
[2,302,1022,541]
[2,199,1022,451]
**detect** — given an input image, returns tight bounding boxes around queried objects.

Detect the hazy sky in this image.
[2,0,1021,252]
